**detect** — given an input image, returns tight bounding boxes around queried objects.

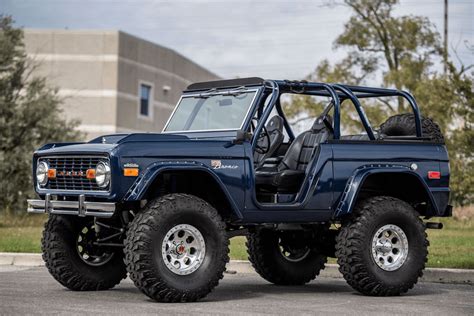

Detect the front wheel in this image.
[42,215,127,291]
[335,196,428,296]
[124,194,229,302]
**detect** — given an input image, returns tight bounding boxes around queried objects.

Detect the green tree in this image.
[285,0,473,205]
[0,16,83,214]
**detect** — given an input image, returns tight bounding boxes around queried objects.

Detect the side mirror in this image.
[233,130,251,144]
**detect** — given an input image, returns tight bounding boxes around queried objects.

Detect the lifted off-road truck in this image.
[28,78,451,302]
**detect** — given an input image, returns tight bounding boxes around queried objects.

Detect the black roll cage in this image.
[185,77,423,147]
[249,80,422,149]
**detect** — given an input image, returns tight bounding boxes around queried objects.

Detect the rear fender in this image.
[333,164,438,218]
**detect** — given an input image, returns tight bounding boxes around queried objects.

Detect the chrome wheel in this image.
[371,224,409,271]
[161,224,206,275]
[76,224,114,267]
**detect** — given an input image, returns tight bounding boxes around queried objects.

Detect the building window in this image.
[140,83,152,117]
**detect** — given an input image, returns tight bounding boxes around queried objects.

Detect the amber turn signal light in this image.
[47,169,56,179]
[124,168,139,177]
[86,169,96,179]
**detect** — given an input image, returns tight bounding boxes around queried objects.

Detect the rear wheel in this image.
[124,194,229,302]
[335,196,428,296]
[42,215,127,291]
[247,229,327,285]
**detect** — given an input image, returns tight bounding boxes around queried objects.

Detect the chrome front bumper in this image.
[27,194,115,218]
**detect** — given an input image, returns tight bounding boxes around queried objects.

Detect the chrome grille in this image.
[40,156,109,192]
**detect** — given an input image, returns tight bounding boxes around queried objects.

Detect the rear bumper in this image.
[27,194,115,218]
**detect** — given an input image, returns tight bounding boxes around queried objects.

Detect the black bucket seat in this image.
[255,115,333,193]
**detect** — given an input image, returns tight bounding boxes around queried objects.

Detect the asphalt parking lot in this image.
[0,266,473,315]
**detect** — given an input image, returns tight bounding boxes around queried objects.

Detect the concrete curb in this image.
[0,252,45,267]
[1,253,472,285]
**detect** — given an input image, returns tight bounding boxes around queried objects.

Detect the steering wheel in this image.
[255,124,270,154]
[251,118,271,154]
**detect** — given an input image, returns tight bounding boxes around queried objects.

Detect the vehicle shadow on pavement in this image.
[67,273,444,304]
[107,279,353,303]
[203,278,444,302]
[207,282,352,302]
[107,276,443,304]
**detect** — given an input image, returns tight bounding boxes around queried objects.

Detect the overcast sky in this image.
[2,0,473,79]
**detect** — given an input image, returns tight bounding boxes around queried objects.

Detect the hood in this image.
[35,131,239,157]
[91,133,189,144]
[35,133,191,156]
[35,142,118,156]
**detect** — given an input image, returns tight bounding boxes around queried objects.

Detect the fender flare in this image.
[333,164,438,219]
[123,161,243,219]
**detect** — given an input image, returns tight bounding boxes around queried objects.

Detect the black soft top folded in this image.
[185,77,264,91]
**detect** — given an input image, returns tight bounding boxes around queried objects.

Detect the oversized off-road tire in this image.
[247,229,327,285]
[380,113,444,142]
[335,196,428,296]
[124,194,229,303]
[42,215,127,291]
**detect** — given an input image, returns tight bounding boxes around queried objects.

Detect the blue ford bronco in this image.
[28,77,451,302]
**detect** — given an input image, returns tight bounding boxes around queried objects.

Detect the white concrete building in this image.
[24,29,219,139]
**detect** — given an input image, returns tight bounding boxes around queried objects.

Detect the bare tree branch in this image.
[450,43,474,75]
[290,115,315,125]
[377,97,396,112]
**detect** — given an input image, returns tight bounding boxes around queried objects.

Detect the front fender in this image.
[123,161,242,219]
[333,164,438,219]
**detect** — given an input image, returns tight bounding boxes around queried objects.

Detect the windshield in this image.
[164,89,257,132]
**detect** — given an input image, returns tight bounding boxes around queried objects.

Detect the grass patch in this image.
[0,213,47,228]
[426,218,474,269]
[230,236,248,260]
[0,227,43,253]
[0,214,472,269]
[0,213,46,253]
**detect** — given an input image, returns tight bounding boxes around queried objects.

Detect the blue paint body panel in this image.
[32,79,451,224]
[33,136,450,223]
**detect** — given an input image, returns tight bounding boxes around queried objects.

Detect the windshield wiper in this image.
[195,86,249,98]
[195,88,218,98]
[222,86,249,96]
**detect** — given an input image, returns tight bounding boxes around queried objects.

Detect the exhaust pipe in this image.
[425,222,443,229]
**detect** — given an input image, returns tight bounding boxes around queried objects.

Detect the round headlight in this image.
[36,161,49,186]
[95,161,111,188]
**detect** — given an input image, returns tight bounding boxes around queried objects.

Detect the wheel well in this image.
[143,170,237,221]
[356,172,434,216]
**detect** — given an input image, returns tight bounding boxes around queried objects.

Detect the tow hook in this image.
[425,222,443,229]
